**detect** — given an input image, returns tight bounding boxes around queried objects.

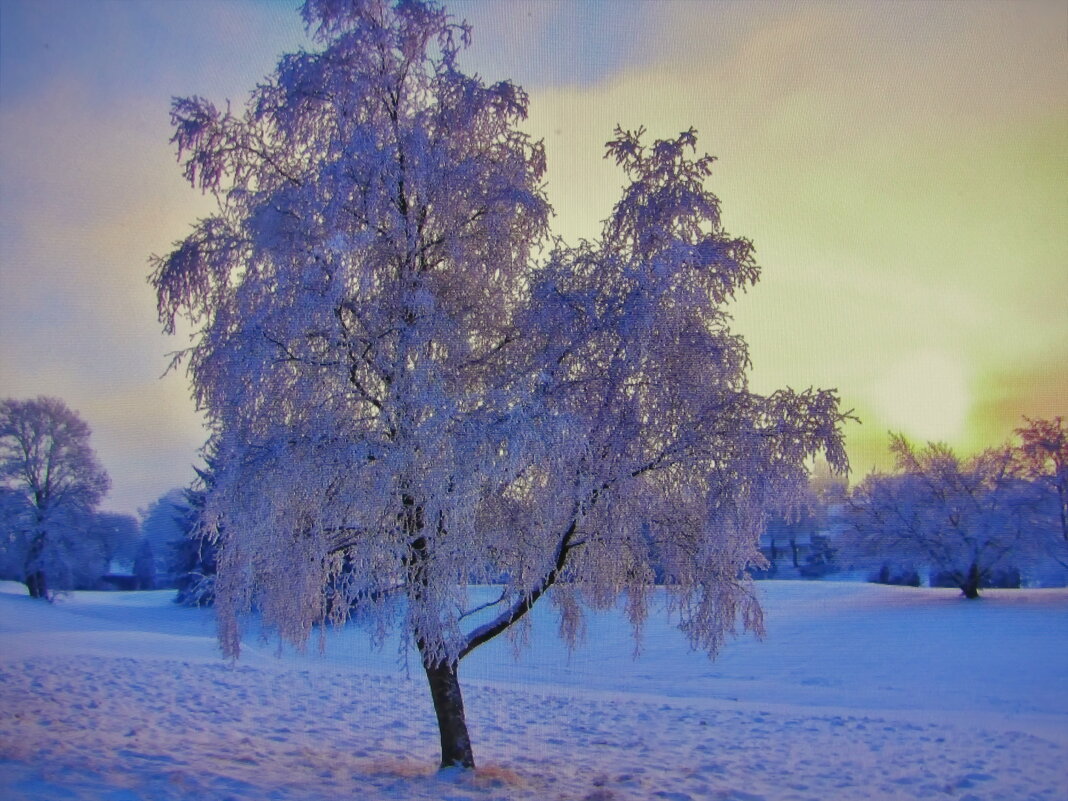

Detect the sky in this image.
[0,0,1065,516]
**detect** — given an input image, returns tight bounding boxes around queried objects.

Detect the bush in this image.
[870,564,921,587]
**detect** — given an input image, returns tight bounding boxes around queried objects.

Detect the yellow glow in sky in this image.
[0,0,1065,511]
[872,350,971,445]
[510,0,1067,474]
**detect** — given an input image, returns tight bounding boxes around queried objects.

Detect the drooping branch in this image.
[458,518,580,660]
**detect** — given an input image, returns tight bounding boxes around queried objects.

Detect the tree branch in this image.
[458,519,580,660]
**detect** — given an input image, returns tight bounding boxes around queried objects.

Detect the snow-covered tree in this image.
[0,486,33,582]
[140,488,195,586]
[87,511,140,571]
[763,481,823,571]
[172,466,217,607]
[0,397,111,598]
[1014,416,1067,566]
[845,435,1047,598]
[151,0,848,769]
[133,538,157,590]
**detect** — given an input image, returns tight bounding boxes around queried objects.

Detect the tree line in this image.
[6,394,1058,607]
[750,418,1067,597]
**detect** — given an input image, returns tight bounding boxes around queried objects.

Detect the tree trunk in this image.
[25,533,48,600]
[402,495,474,769]
[26,570,48,599]
[960,563,981,600]
[422,657,475,770]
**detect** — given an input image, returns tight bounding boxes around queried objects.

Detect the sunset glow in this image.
[1,0,1065,511]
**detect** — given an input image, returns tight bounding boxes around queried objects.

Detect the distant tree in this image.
[0,487,32,582]
[87,511,140,571]
[764,482,824,570]
[151,0,849,769]
[0,397,110,598]
[845,435,1046,599]
[140,488,193,587]
[810,457,849,507]
[133,538,157,590]
[871,562,921,587]
[1014,416,1067,566]
[758,471,847,579]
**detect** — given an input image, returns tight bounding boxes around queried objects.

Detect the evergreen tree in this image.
[133,538,157,591]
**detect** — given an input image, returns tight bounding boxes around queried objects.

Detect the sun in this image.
[872,349,970,445]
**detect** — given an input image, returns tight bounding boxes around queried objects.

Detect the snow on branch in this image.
[153,0,850,674]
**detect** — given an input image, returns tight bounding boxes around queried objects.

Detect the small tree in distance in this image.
[88,511,140,572]
[151,0,849,769]
[0,396,111,598]
[845,434,1046,599]
[133,538,157,590]
[763,481,825,573]
[140,487,197,588]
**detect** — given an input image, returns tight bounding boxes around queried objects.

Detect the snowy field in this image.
[1,581,1066,801]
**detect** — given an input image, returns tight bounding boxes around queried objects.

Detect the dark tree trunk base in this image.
[961,563,982,599]
[26,571,48,600]
[423,658,475,770]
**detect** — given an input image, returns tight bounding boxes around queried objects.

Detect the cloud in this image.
[970,352,1068,446]
[2,0,1064,511]
[517,0,1066,469]
[0,0,308,514]
[452,0,654,89]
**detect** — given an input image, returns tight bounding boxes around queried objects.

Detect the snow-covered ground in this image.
[1,580,1066,801]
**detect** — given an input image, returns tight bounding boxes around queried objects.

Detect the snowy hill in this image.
[1,581,1066,800]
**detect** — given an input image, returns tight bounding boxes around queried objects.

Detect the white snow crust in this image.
[1,580,1065,800]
